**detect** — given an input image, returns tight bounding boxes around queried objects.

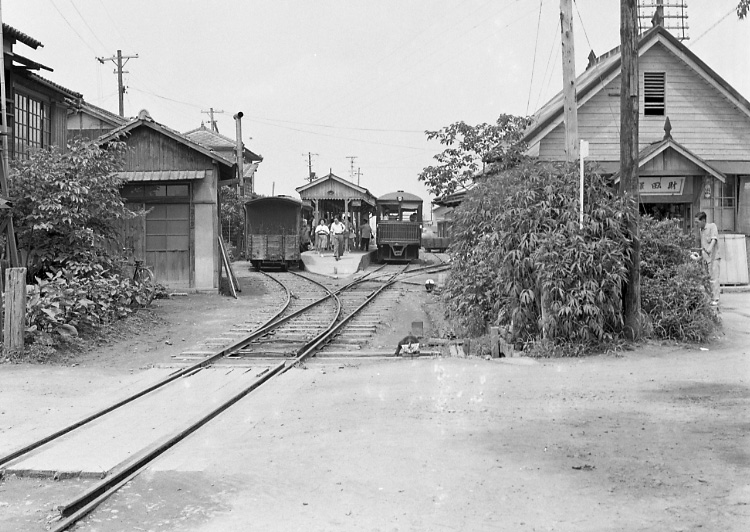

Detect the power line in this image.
[526,0,545,115]
[689,7,735,47]
[66,0,110,51]
[47,0,100,55]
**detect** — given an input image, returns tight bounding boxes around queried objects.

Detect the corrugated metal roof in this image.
[117,170,208,182]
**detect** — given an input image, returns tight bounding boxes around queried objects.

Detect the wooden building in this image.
[98,110,236,291]
[2,23,80,157]
[523,24,750,283]
[183,124,263,194]
[296,172,377,226]
[67,100,127,141]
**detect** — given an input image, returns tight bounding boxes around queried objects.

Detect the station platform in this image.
[301,248,377,278]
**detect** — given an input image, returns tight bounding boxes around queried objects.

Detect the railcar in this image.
[245,195,312,270]
[375,190,423,262]
[422,219,453,253]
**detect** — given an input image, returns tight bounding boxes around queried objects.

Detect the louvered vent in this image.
[644,72,666,116]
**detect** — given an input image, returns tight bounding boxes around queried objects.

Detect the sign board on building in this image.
[639,176,685,195]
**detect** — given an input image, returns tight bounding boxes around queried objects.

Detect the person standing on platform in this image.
[695,211,721,306]
[331,216,346,261]
[349,218,358,253]
[315,219,329,255]
[359,219,372,251]
[343,215,350,254]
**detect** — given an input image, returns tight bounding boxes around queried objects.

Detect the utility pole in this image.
[346,156,358,181]
[304,152,318,182]
[0,4,18,268]
[620,0,641,339]
[233,112,245,196]
[201,108,224,132]
[97,50,138,117]
[356,167,363,187]
[560,0,579,161]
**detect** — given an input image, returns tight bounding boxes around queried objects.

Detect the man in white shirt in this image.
[330,216,346,260]
[695,211,721,305]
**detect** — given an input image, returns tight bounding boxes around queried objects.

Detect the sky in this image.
[4,1,749,215]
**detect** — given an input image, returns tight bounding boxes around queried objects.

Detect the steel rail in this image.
[49,265,409,531]
[50,361,287,531]
[0,271,295,469]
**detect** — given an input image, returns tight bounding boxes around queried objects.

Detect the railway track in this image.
[0,262,425,531]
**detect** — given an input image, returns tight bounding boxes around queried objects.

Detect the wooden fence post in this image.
[4,267,26,355]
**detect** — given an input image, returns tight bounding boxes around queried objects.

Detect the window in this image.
[13,92,50,158]
[121,184,190,201]
[644,72,666,116]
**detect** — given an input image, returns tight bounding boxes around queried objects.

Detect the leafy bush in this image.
[640,216,719,342]
[25,262,155,336]
[444,160,634,350]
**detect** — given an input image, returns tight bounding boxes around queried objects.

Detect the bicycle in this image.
[123,249,156,304]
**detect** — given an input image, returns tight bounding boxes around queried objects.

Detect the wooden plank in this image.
[4,268,26,354]
[218,237,237,299]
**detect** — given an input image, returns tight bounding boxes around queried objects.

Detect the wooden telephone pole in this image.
[97,50,138,117]
[560,0,579,161]
[620,0,642,339]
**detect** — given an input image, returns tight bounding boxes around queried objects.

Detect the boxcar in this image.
[245,195,312,270]
[375,191,423,262]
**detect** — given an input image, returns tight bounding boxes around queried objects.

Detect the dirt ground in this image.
[1,264,749,531]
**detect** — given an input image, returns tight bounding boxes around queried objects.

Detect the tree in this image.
[220,185,245,248]
[8,138,131,279]
[418,114,532,198]
[739,0,749,19]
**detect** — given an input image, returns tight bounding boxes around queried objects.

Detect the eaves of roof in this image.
[26,72,82,99]
[76,101,128,126]
[183,126,263,162]
[2,23,42,49]
[523,25,750,147]
[98,113,235,169]
[296,172,370,195]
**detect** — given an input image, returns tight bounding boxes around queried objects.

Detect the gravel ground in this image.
[1,263,748,532]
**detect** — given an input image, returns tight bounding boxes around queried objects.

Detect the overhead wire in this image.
[311,0,499,122]
[572,0,619,135]
[689,7,736,46]
[342,0,532,126]
[526,0,545,115]
[46,0,101,55]
[533,16,560,112]
[66,0,110,52]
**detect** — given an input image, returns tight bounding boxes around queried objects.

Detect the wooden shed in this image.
[296,172,377,227]
[98,110,236,292]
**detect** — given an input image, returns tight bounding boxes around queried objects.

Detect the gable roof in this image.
[97,110,235,168]
[296,171,371,196]
[72,100,128,127]
[183,124,263,162]
[614,135,726,183]
[523,25,750,149]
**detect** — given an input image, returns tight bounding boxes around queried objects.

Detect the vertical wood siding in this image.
[122,128,215,172]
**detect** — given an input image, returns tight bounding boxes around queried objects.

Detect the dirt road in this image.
[1,266,748,531]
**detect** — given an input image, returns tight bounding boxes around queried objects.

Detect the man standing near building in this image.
[331,215,346,261]
[695,211,721,306]
[359,219,372,251]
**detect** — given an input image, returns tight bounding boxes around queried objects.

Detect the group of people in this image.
[310,216,372,260]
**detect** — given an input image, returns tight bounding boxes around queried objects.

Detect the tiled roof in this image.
[3,23,42,49]
[183,124,263,162]
[27,72,82,99]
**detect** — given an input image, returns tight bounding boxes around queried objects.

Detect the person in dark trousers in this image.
[330,216,346,260]
[359,220,372,251]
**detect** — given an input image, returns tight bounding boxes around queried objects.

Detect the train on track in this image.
[422,219,453,253]
[375,191,423,262]
[245,195,312,270]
